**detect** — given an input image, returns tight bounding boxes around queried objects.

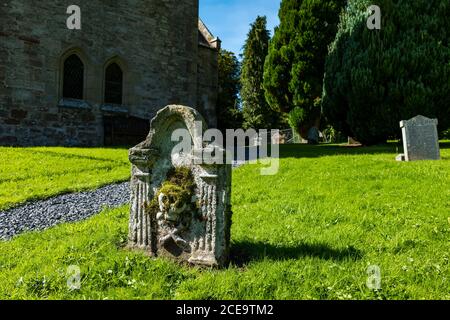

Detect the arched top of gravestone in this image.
[129,105,208,167]
[400,115,438,128]
[140,105,207,149]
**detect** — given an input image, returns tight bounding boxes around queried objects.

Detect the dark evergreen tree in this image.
[216,49,243,131]
[264,0,345,141]
[241,16,280,129]
[322,0,450,145]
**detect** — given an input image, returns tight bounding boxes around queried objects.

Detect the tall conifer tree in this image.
[241,16,279,129]
[217,49,243,131]
[323,0,450,144]
[264,0,344,141]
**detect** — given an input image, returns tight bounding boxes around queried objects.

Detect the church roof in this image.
[198,19,221,50]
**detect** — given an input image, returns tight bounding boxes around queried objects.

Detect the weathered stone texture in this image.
[0,0,219,146]
[128,105,232,267]
[398,115,441,161]
[197,19,220,128]
[197,45,219,128]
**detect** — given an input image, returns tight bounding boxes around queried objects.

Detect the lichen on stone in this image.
[145,166,196,219]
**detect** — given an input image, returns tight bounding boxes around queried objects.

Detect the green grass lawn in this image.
[0,147,130,210]
[0,143,449,300]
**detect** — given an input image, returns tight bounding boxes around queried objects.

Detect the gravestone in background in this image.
[307,127,320,145]
[348,137,362,146]
[128,105,232,267]
[397,115,441,162]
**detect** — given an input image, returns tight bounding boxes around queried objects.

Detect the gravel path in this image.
[0,182,130,241]
[0,153,251,241]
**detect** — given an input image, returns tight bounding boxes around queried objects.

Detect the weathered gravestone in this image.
[397,115,441,162]
[128,105,232,267]
[307,127,320,145]
[348,137,362,146]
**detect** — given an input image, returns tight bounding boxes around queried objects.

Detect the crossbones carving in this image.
[156,192,190,250]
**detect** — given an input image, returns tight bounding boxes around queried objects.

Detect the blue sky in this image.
[199,0,281,56]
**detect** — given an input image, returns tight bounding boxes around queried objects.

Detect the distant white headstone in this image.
[397,115,440,161]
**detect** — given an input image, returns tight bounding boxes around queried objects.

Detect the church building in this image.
[0,0,220,146]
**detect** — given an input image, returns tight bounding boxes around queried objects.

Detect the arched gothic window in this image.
[104,63,123,105]
[63,54,84,100]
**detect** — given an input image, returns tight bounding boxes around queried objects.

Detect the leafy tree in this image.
[322,0,450,145]
[264,0,345,141]
[216,49,243,131]
[241,16,281,129]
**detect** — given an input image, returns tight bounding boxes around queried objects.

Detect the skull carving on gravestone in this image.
[157,192,191,252]
[154,167,197,255]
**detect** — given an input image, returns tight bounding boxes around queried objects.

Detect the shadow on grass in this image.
[277,143,400,159]
[276,141,450,159]
[233,143,401,162]
[21,149,128,164]
[440,141,450,149]
[230,240,362,266]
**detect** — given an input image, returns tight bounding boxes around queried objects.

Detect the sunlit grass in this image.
[0,147,130,210]
[0,143,449,299]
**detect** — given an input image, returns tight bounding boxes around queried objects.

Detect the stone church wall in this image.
[197,44,219,129]
[0,0,217,146]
